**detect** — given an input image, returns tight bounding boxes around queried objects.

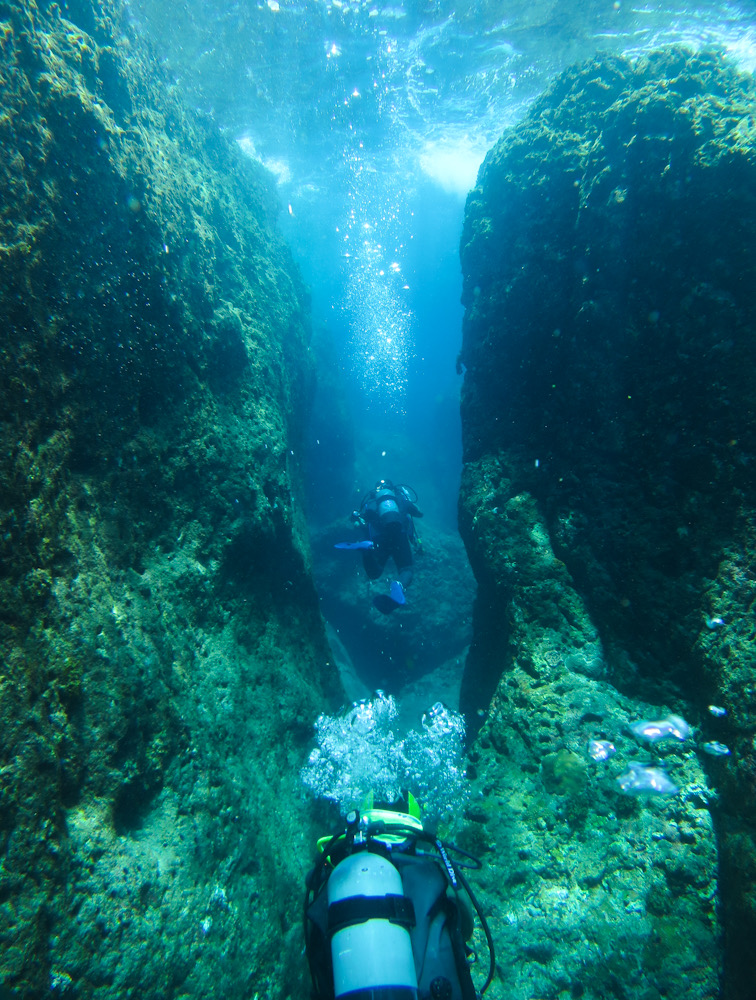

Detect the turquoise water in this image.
[7,3,755,997]
[128,0,756,528]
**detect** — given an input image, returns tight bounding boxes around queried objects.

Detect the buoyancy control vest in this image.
[304,809,494,1000]
[359,483,420,532]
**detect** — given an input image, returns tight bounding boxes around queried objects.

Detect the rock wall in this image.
[458,48,756,1000]
[0,2,336,996]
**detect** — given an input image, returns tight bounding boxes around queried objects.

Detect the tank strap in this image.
[328,894,416,936]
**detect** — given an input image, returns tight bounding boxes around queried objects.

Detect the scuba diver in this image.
[304,792,495,1000]
[335,480,423,615]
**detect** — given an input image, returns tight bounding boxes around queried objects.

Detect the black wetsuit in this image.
[360,486,422,590]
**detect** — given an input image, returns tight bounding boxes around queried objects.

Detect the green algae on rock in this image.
[459,47,756,1000]
[1,2,336,997]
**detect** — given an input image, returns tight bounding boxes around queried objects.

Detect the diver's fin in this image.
[373,593,401,614]
[373,582,406,615]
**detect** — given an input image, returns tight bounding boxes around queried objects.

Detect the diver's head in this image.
[375,478,394,492]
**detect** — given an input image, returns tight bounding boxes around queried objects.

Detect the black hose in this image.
[435,838,483,870]
[449,860,496,996]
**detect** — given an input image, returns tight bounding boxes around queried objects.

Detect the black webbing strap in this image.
[328,894,416,936]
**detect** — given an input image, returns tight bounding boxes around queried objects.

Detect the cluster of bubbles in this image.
[314,8,420,415]
[338,170,415,414]
[301,692,468,823]
[588,705,731,797]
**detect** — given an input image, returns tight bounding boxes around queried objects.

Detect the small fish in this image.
[617,763,679,796]
[708,705,727,718]
[629,714,691,743]
[588,739,616,761]
[334,540,375,550]
[701,741,731,757]
[706,616,725,629]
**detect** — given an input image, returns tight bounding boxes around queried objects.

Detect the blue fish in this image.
[616,763,679,796]
[629,713,691,743]
[708,705,727,718]
[701,741,730,756]
[334,540,375,550]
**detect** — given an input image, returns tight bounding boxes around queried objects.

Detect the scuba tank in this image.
[359,481,419,528]
[374,486,401,525]
[328,852,418,1000]
[304,794,495,1000]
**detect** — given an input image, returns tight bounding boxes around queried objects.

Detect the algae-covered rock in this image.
[541,748,589,797]
[455,478,719,1000]
[458,47,756,1000]
[0,2,335,997]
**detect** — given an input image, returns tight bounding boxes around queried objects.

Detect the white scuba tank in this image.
[328,852,418,999]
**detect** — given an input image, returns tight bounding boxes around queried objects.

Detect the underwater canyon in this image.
[2,2,756,999]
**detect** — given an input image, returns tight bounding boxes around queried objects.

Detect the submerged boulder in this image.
[458,48,756,1000]
[1,1,335,996]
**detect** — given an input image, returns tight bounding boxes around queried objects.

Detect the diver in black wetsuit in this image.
[355,479,423,614]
